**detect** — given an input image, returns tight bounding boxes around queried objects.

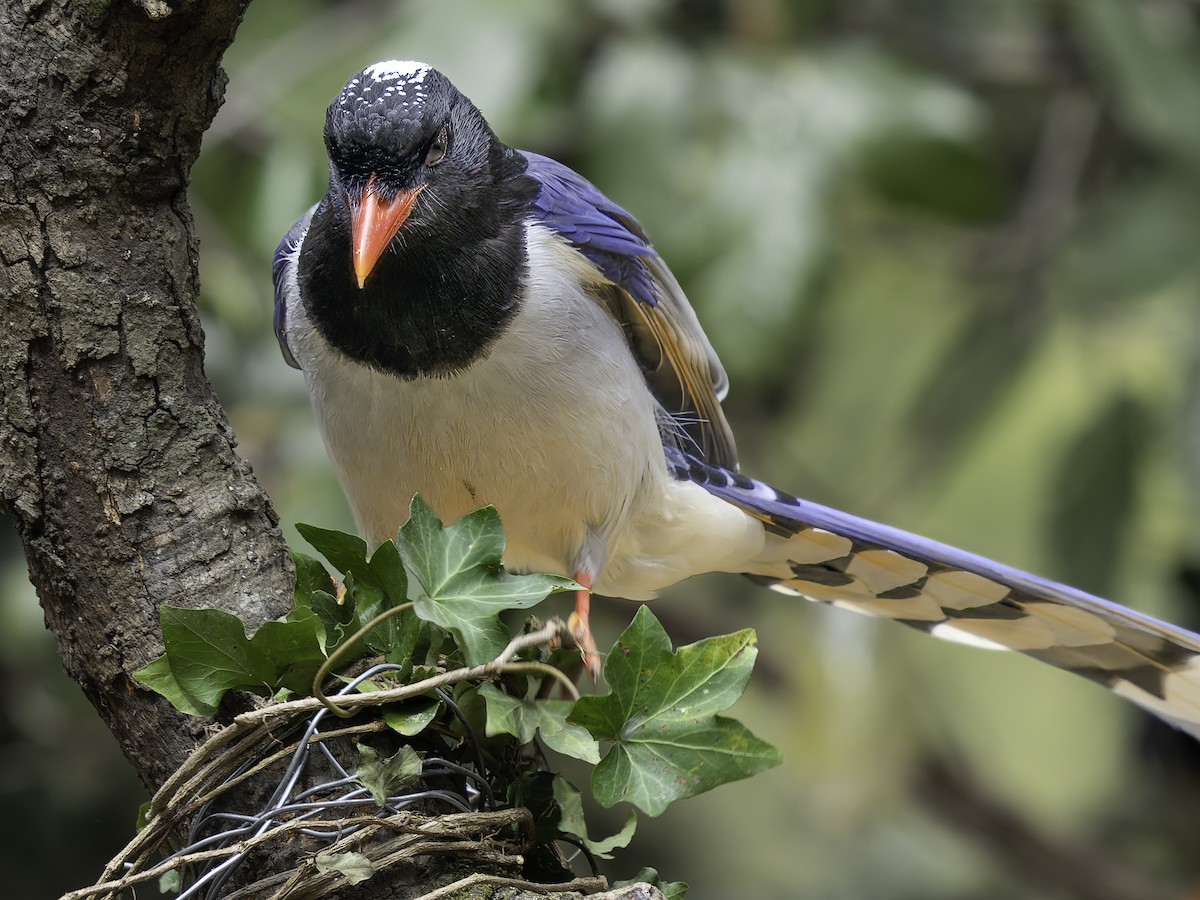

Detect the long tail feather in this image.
[666,448,1200,738]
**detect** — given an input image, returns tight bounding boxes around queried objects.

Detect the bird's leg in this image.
[568,571,601,680]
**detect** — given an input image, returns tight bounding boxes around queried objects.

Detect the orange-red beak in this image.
[350,179,423,288]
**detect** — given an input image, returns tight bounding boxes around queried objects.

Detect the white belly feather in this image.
[287,224,769,599]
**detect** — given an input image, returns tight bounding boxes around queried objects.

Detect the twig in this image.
[494,660,580,700]
[414,873,609,900]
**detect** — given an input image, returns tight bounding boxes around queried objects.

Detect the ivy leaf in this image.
[614,868,688,900]
[135,801,151,833]
[298,525,415,657]
[314,851,374,886]
[132,654,213,717]
[352,682,442,736]
[297,525,409,599]
[477,683,600,764]
[295,523,370,579]
[309,588,354,654]
[160,605,273,694]
[253,609,324,672]
[291,550,333,607]
[158,869,181,894]
[397,496,575,665]
[356,744,423,806]
[552,776,636,859]
[381,697,441,736]
[568,606,782,816]
[350,583,397,654]
[385,622,447,680]
[134,606,274,716]
[135,606,326,716]
[353,541,413,654]
[252,608,325,695]
[366,539,407,598]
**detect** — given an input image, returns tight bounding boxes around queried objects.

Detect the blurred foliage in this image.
[7,0,1200,896]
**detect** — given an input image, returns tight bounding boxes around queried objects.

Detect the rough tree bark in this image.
[0,0,291,790]
[0,4,655,898]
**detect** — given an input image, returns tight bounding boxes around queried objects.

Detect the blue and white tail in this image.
[667,447,1200,739]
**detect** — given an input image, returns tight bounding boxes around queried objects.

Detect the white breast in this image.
[285,223,770,598]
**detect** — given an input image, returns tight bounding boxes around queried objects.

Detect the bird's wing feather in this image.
[668,447,1200,736]
[273,206,316,370]
[522,151,738,469]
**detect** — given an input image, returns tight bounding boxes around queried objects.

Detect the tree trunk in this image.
[0,0,289,796]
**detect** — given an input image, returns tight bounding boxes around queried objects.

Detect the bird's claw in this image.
[568,610,602,682]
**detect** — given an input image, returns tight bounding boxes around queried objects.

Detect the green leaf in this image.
[356,744,423,806]
[291,550,333,607]
[381,697,441,736]
[134,606,273,716]
[349,582,395,652]
[568,606,782,816]
[477,683,600,764]
[364,545,417,655]
[314,851,374,885]
[589,715,778,816]
[133,654,214,717]
[366,539,407,598]
[310,589,355,654]
[301,531,415,656]
[295,523,370,578]
[384,621,446,679]
[162,605,273,695]
[136,605,328,715]
[251,608,326,695]
[135,800,152,833]
[397,496,575,665]
[252,609,324,672]
[542,714,604,763]
[552,776,636,859]
[158,869,181,894]
[614,868,688,900]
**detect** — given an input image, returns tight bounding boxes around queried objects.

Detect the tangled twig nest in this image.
[64,621,604,900]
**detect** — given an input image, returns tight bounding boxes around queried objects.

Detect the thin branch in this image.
[414,873,609,900]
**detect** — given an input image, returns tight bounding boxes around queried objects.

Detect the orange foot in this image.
[567,571,601,681]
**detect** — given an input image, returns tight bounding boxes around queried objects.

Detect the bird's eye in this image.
[424,125,450,167]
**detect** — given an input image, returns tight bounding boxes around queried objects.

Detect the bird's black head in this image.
[325,60,458,189]
[300,61,537,378]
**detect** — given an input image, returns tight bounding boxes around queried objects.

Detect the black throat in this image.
[298,161,536,380]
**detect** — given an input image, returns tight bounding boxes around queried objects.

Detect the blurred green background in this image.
[7,0,1200,896]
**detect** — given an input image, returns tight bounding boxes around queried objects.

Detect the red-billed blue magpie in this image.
[274,60,1200,735]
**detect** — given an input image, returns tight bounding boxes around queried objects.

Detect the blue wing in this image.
[272,208,315,371]
[523,151,659,307]
[522,151,738,468]
[667,445,1200,736]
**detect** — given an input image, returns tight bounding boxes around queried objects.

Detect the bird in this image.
[274,59,1200,737]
